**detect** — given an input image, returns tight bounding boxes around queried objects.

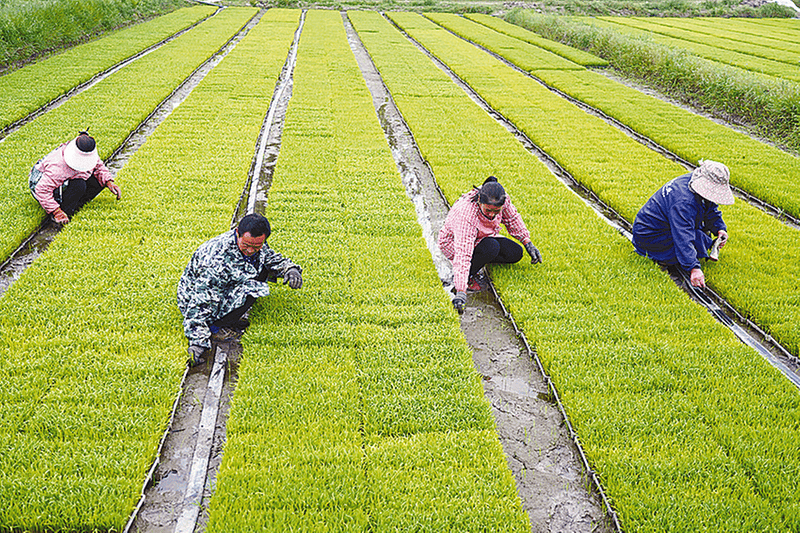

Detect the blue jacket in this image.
[632,173,726,272]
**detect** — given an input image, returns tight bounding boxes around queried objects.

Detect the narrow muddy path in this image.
[0,7,223,143]
[436,18,800,230]
[402,17,800,390]
[128,10,304,533]
[345,13,615,532]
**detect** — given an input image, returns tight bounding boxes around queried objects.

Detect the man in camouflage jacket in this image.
[177,213,302,365]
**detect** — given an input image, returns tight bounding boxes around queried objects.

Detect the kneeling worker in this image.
[632,160,734,289]
[29,131,121,224]
[177,213,303,366]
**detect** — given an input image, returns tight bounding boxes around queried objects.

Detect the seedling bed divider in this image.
[0,4,217,134]
[0,7,258,265]
[356,10,800,531]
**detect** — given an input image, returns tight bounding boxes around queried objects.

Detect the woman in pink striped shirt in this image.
[29,132,121,224]
[438,176,542,314]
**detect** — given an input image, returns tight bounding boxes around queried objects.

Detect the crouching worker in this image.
[438,176,542,315]
[632,160,734,289]
[177,213,303,366]
[29,132,121,224]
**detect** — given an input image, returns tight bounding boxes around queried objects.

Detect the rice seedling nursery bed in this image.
[2,5,799,533]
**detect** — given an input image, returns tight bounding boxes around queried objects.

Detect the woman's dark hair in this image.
[473,176,506,206]
[237,213,271,238]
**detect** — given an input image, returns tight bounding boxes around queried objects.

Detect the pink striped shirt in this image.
[438,189,531,292]
[32,143,114,213]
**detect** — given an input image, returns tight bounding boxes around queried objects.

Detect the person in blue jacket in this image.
[632,160,734,288]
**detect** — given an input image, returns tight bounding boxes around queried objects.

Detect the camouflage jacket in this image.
[176,229,300,348]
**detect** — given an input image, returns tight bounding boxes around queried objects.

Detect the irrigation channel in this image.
[436,16,800,231]
[393,15,800,390]
[0,6,222,144]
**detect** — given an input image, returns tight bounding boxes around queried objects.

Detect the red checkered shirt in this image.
[438,189,531,293]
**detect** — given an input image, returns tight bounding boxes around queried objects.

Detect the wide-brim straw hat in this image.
[63,136,100,172]
[689,160,734,205]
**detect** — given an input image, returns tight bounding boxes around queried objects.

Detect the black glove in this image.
[452,291,466,314]
[525,241,542,264]
[283,267,302,289]
[187,345,207,367]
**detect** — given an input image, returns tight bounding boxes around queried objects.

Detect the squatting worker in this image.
[632,160,734,289]
[438,176,542,315]
[177,213,303,366]
[29,131,121,224]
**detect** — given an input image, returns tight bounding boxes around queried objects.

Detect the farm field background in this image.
[1,3,799,532]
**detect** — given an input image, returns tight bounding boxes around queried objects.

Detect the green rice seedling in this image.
[396,11,800,359]
[0,7,257,263]
[352,10,800,531]
[660,16,800,48]
[0,5,215,130]
[465,12,608,67]
[572,15,800,84]
[606,16,800,66]
[426,15,800,221]
[505,12,800,152]
[206,10,528,530]
[0,7,296,529]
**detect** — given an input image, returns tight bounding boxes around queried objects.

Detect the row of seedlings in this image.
[434,13,800,221]
[0,8,300,530]
[0,7,257,262]
[572,16,800,84]
[392,12,800,360]
[350,10,800,531]
[588,17,800,69]
[205,10,529,531]
[686,17,800,41]
[0,4,216,130]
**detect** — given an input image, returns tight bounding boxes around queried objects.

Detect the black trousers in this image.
[211,264,269,329]
[470,236,523,278]
[60,175,105,217]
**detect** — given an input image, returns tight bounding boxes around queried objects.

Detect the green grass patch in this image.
[0,0,189,69]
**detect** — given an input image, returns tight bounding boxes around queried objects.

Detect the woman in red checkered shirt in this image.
[438,176,542,314]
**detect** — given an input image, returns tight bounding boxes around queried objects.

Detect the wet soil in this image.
[345,13,614,532]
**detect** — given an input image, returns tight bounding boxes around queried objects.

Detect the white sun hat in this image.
[63,133,100,172]
[689,160,735,205]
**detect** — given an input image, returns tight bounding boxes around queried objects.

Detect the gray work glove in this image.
[525,241,542,264]
[452,291,467,315]
[187,345,207,367]
[283,267,302,289]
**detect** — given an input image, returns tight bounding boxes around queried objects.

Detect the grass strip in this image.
[426,15,800,228]
[0,4,216,131]
[413,12,800,357]
[505,11,800,152]
[603,16,800,67]
[0,0,187,69]
[0,8,298,530]
[464,13,607,67]
[0,7,256,264]
[206,10,528,531]
[353,10,800,531]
